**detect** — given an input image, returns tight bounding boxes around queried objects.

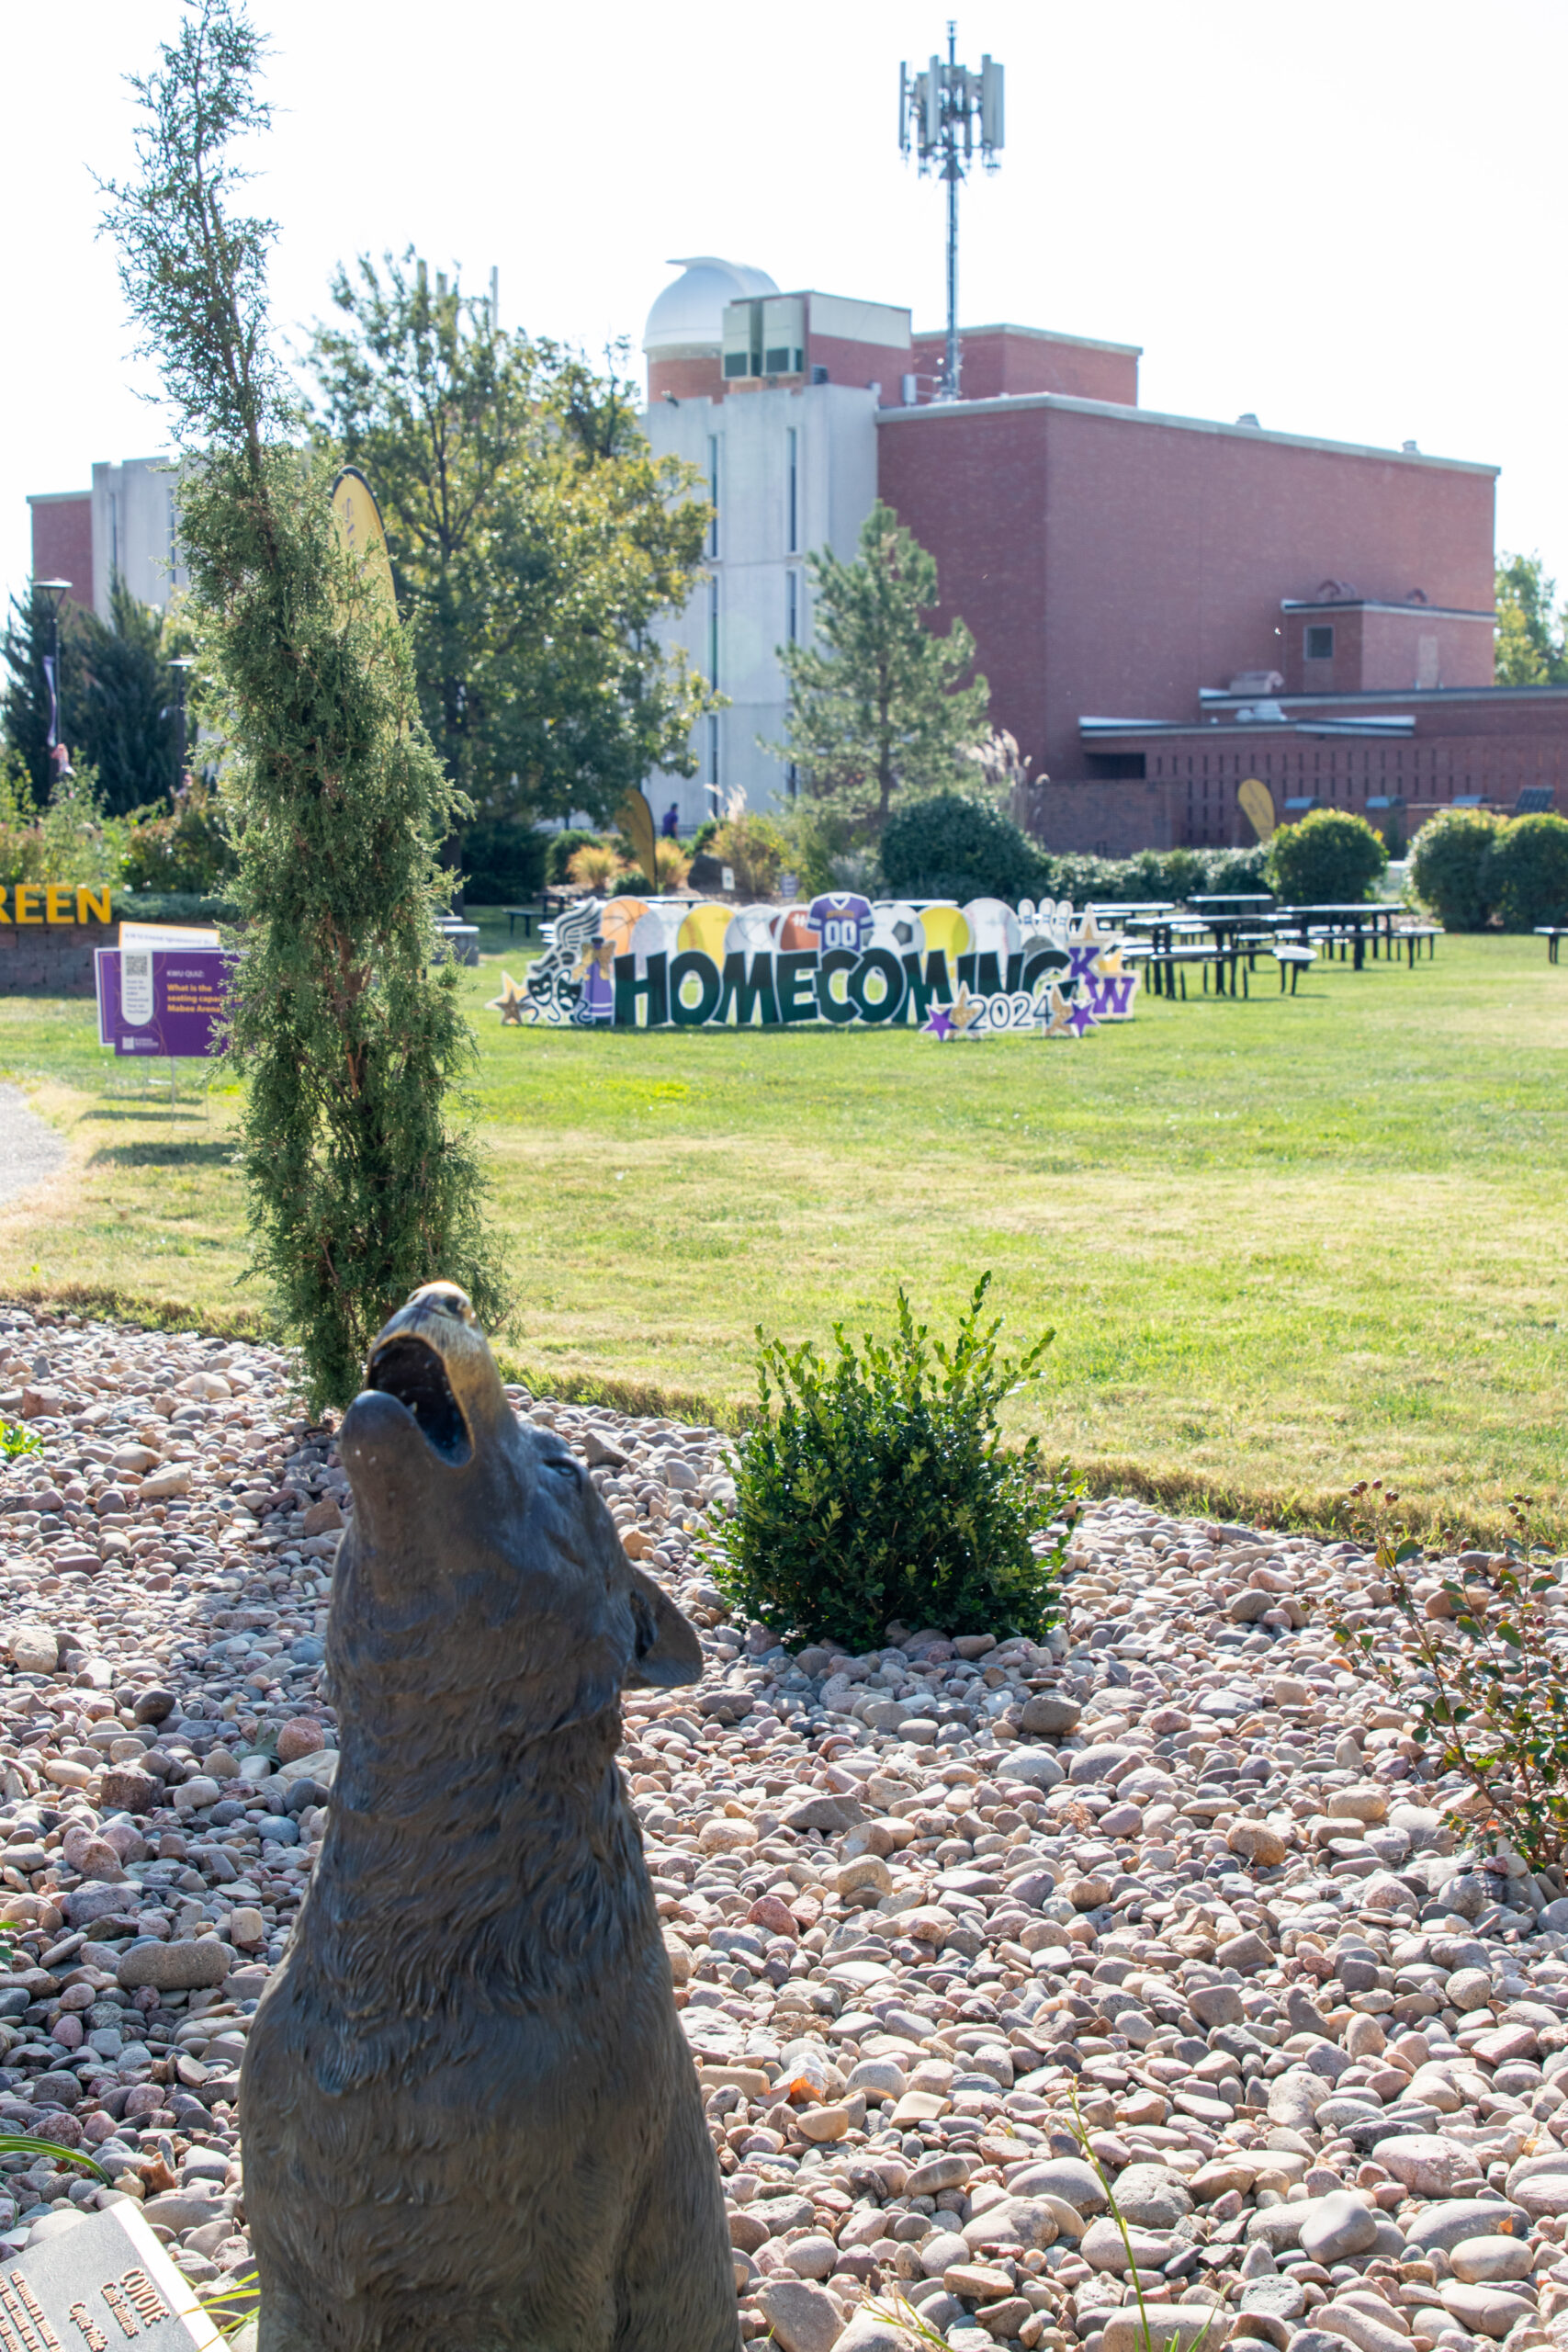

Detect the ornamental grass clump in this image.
[708,1274,1078,1653]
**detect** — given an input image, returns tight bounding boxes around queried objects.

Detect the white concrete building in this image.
[641,259,906,823]
[90,456,186,618]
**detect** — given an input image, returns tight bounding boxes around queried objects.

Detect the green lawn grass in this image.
[2,925,1563,1539]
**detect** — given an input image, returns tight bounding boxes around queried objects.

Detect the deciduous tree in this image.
[307,256,715,833]
[1495,552,1568,685]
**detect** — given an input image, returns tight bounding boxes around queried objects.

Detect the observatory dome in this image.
[643,257,779,354]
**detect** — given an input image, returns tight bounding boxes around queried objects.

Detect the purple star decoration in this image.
[923,1006,954,1041]
[1067,995,1100,1037]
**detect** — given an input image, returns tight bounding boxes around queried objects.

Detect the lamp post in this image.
[167,656,195,794]
[33,580,72,785]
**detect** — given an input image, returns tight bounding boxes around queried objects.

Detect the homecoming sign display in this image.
[496,894,1139,1037]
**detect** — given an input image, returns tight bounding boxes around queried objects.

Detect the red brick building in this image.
[873,367,1554,849]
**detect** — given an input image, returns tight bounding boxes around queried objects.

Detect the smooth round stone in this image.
[1007,2159,1106,2213]
[1449,2237,1535,2285]
[117,1936,236,1992]
[1509,2171,1568,2220]
[1080,2217,1180,2273]
[919,2230,971,2276]
[1403,2200,1530,2257]
[1109,2163,1192,2227]
[1298,2190,1380,2266]
[1100,2304,1231,2352]
[783,2233,838,2280]
[1379,2134,1486,2197]
[1439,2281,1540,2340]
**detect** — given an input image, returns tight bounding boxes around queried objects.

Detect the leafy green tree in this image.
[767,500,990,830]
[306,254,714,836]
[1495,553,1568,686]
[99,0,505,1409]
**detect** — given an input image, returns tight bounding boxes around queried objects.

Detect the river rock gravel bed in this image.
[3,1300,1568,2352]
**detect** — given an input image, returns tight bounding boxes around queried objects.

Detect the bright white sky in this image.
[5,0,1564,619]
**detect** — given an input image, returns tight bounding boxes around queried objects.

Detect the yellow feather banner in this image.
[617,789,659,889]
[330,469,398,621]
[1238,776,1277,842]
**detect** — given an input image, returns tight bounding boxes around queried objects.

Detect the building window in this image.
[786,427,798,554]
[1305,624,1335,661]
[706,436,719,560]
[706,714,719,791]
[786,570,801,645]
[707,577,719,685]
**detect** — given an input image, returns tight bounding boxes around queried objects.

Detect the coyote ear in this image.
[626,1566,703,1689]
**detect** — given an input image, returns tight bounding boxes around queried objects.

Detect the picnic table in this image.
[1538,925,1567,965]
[1269,902,1404,970]
[1188,892,1276,914]
[1126,912,1250,998]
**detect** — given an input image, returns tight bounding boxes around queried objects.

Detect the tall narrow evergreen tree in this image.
[99,0,506,1408]
[766,500,990,830]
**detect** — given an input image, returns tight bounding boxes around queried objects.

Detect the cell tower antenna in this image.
[898,24,1004,401]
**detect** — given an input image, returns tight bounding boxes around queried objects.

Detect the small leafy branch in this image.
[0,1420,41,1464]
[1330,1478,1568,1871]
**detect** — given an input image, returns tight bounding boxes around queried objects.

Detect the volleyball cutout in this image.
[725,905,779,958]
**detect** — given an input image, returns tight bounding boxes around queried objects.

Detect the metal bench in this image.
[1141,945,1247,1001]
[436,920,481,968]
[1272,944,1317,994]
[504,906,539,940]
[1393,923,1441,966]
[1537,925,1567,966]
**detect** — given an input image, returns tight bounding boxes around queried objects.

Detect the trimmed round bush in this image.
[1409,806,1505,932]
[1265,808,1387,904]
[1484,811,1568,932]
[879,791,1046,902]
[711,1278,1077,1652]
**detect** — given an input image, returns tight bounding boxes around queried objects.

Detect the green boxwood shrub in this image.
[707,1276,1079,1653]
[459,819,547,906]
[880,792,1048,902]
[1409,807,1506,931]
[1485,811,1568,932]
[1265,808,1387,904]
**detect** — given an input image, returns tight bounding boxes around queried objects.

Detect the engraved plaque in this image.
[0,2205,224,2351]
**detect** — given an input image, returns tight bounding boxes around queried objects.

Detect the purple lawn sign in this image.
[96,947,234,1057]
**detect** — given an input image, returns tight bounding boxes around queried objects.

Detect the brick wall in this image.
[0,919,118,995]
[877,397,1498,786]
[27,495,93,609]
[908,326,1139,406]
